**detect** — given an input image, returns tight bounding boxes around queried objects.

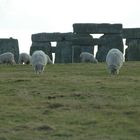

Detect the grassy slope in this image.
[0,62,140,140]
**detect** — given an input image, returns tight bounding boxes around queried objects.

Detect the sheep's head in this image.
[109,65,119,75]
[35,63,44,74]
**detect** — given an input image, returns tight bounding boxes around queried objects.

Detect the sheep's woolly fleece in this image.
[106,48,124,75]
[31,50,48,74]
[19,53,31,64]
[0,52,15,65]
[80,52,98,63]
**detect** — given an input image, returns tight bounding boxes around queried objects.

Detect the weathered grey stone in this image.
[96,34,124,62]
[125,38,140,45]
[122,28,140,39]
[99,34,124,52]
[31,32,62,42]
[31,24,125,64]
[125,40,140,61]
[31,32,73,42]
[55,41,72,63]
[0,38,19,63]
[70,34,95,62]
[71,34,95,45]
[51,46,56,53]
[60,32,74,41]
[72,45,94,63]
[73,23,122,34]
[30,42,52,60]
[96,46,110,62]
[72,45,81,63]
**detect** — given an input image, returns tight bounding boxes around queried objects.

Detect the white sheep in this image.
[80,52,98,63]
[0,52,16,65]
[106,48,124,75]
[31,50,48,74]
[19,53,31,64]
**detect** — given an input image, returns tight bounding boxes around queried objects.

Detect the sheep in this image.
[0,52,16,65]
[19,53,31,64]
[31,50,48,74]
[80,52,98,63]
[106,48,124,75]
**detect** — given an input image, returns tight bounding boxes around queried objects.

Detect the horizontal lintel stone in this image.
[73,23,122,34]
[31,32,73,42]
[122,28,140,39]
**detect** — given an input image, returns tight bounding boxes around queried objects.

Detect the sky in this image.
[0,0,140,54]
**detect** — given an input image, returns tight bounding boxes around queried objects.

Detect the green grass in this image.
[0,62,140,140]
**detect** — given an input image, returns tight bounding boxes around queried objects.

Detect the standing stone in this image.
[55,41,72,63]
[71,45,81,63]
[125,39,140,61]
[122,28,140,61]
[30,42,52,60]
[96,34,124,62]
[72,45,94,63]
[71,34,94,62]
[0,38,19,63]
[31,32,75,63]
[96,45,110,62]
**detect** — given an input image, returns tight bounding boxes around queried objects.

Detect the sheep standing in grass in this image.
[0,52,15,65]
[80,52,98,63]
[31,50,48,74]
[19,53,31,64]
[106,48,124,75]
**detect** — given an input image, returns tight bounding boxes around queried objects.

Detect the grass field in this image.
[0,62,140,140]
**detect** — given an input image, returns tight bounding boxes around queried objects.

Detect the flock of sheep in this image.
[0,48,124,75]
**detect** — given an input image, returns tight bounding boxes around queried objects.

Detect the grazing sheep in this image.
[19,53,31,64]
[80,52,98,63]
[0,52,16,65]
[106,48,124,75]
[31,50,47,74]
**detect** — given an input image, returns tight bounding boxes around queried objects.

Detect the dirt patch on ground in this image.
[34,125,54,132]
